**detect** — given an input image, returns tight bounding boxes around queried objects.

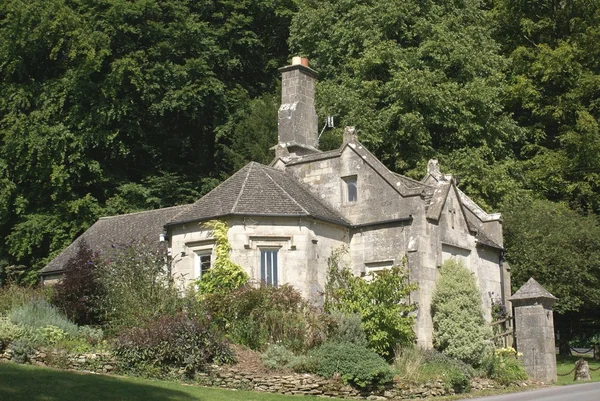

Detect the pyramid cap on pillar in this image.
[509,277,557,302]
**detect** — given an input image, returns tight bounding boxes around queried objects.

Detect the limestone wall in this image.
[169,216,347,299]
[0,349,510,400]
[0,348,117,374]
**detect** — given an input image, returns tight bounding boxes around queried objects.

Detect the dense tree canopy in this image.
[0,0,296,281]
[1,0,600,337]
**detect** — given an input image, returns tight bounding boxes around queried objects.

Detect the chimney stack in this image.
[277,57,319,155]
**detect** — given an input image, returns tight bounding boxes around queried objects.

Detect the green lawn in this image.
[556,355,600,385]
[0,362,337,401]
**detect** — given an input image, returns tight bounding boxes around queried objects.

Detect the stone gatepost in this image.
[509,277,558,383]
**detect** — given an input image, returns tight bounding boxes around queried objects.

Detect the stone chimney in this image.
[277,57,319,155]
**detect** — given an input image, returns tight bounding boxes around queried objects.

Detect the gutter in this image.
[349,216,413,229]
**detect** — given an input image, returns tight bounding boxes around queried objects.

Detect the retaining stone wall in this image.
[1,349,504,400]
[0,348,117,374]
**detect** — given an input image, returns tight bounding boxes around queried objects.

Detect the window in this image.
[363,260,394,281]
[343,175,358,203]
[194,252,212,279]
[260,249,278,287]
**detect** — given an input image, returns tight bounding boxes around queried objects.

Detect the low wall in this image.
[1,348,117,374]
[1,349,506,400]
[199,367,503,399]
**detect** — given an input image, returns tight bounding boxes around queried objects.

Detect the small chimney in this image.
[278,56,319,155]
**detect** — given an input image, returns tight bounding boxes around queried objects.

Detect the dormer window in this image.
[343,176,358,203]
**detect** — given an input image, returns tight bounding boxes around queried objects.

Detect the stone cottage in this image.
[42,57,510,347]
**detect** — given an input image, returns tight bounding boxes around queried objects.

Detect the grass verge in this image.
[0,362,338,401]
[556,354,600,385]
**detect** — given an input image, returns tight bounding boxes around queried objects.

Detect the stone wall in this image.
[0,348,117,374]
[1,349,508,400]
[197,366,503,400]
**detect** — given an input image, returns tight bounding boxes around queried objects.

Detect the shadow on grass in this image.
[0,363,201,401]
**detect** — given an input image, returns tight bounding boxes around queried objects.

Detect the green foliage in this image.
[0,316,23,351]
[393,346,425,382]
[261,344,300,370]
[324,249,417,356]
[308,342,394,388]
[8,337,35,364]
[51,239,105,325]
[0,0,296,277]
[8,299,80,338]
[482,348,528,385]
[503,198,600,317]
[202,284,328,352]
[327,311,368,347]
[431,260,491,366]
[195,220,249,296]
[114,313,234,378]
[494,0,600,212]
[290,0,522,196]
[420,349,473,393]
[37,325,69,346]
[0,285,49,315]
[393,346,473,392]
[97,240,181,332]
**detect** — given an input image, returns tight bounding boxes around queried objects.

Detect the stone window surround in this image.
[342,175,358,203]
[362,259,394,280]
[183,239,215,280]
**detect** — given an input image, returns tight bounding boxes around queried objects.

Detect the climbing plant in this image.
[195,220,249,297]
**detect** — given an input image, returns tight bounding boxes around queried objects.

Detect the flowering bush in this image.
[483,347,527,385]
[494,347,522,358]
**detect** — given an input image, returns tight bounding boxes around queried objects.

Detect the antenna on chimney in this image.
[318,116,334,139]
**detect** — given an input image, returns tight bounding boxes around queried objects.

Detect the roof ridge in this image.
[231,162,254,213]
[344,140,423,196]
[99,204,190,220]
[260,167,310,215]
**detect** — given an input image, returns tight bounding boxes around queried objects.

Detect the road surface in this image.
[459,382,600,401]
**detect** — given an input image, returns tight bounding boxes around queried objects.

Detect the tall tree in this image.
[289,0,523,209]
[0,0,296,282]
[503,197,600,353]
[494,0,600,212]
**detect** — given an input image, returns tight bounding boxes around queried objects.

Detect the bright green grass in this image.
[0,362,338,401]
[556,354,600,385]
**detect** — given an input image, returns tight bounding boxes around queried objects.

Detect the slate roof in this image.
[166,162,349,227]
[476,230,503,250]
[41,205,190,275]
[509,277,558,301]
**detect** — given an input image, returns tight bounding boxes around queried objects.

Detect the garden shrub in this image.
[8,299,80,338]
[431,259,491,366]
[483,347,528,385]
[203,284,328,352]
[261,344,297,370]
[308,342,394,388]
[8,337,35,364]
[393,346,425,382]
[78,326,104,345]
[114,313,234,378]
[0,316,23,351]
[98,240,181,332]
[328,311,368,346]
[324,249,417,357]
[0,284,49,315]
[37,325,69,345]
[52,240,105,325]
[421,349,473,393]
